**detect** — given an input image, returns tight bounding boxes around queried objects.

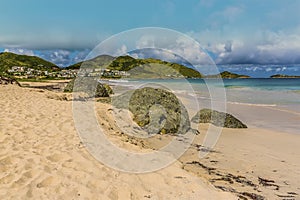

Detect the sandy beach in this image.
[2,0,300,199]
[1,83,300,199]
[0,84,235,199]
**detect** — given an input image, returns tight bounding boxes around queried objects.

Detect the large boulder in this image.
[191,108,247,128]
[95,83,113,97]
[64,78,113,97]
[113,87,190,135]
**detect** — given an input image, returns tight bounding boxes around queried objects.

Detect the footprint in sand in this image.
[107,186,119,200]
[0,156,18,173]
[46,153,68,163]
[0,173,15,185]
[11,170,39,188]
[36,176,58,188]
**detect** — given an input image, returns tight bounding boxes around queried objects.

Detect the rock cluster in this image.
[0,76,20,86]
[191,108,247,128]
[64,78,113,97]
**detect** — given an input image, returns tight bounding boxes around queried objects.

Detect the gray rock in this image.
[64,77,113,98]
[63,79,75,93]
[0,76,20,86]
[113,87,190,135]
[191,108,247,128]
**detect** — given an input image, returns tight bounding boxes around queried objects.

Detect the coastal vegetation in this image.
[270,74,300,78]
[0,52,58,73]
[67,55,202,78]
[66,55,114,70]
[205,71,250,79]
[1,52,202,79]
[106,56,202,78]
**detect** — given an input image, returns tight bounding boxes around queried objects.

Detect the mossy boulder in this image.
[63,79,75,93]
[64,78,113,97]
[191,108,247,128]
[95,83,113,97]
[113,87,190,134]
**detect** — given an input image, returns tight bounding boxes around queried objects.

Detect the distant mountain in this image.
[205,71,250,79]
[67,55,202,78]
[0,52,59,73]
[66,55,115,70]
[270,74,300,78]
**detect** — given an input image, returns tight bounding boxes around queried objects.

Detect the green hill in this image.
[67,55,115,69]
[205,71,250,79]
[108,56,202,78]
[67,55,202,78]
[0,52,59,74]
[270,74,300,78]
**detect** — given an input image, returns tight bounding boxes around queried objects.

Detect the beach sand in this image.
[1,84,299,199]
[0,85,235,199]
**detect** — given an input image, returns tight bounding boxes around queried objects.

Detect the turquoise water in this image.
[191,78,300,105]
[220,78,300,91]
[108,78,300,134]
[116,78,300,105]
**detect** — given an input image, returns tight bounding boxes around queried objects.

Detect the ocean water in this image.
[114,78,300,105]
[107,78,300,134]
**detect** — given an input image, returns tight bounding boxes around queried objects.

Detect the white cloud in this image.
[132,33,213,65]
[115,45,128,56]
[265,67,272,72]
[189,28,300,65]
[136,35,156,49]
[169,36,212,65]
[37,49,90,67]
[4,48,34,56]
[275,67,282,72]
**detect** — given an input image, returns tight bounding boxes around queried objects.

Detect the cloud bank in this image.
[2,27,300,77]
[2,48,90,67]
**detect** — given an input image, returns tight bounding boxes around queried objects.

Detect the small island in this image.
[270,74,300,78]
[205,71,250,79]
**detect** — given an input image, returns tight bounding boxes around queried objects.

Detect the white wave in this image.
[228,101,277,107]
[108,79,129,83]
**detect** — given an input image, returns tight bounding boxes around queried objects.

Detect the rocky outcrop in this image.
[64,78,113,97]
[205,71,250,79]
[63,79,75,93]
[191,108,247,128]
[270,74,300,78]
[0,76,21,86]
[113,87,190,135]
[95,83,113,97]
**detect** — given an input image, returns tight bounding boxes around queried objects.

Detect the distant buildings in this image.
[7,66,130,79]
[8,66,25,73]
[76,68,130,78]
[8,66,78,79]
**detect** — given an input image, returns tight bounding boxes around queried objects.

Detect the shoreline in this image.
[95,91,300,199]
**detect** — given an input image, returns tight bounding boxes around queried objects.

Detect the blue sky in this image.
[1,0,300,76]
